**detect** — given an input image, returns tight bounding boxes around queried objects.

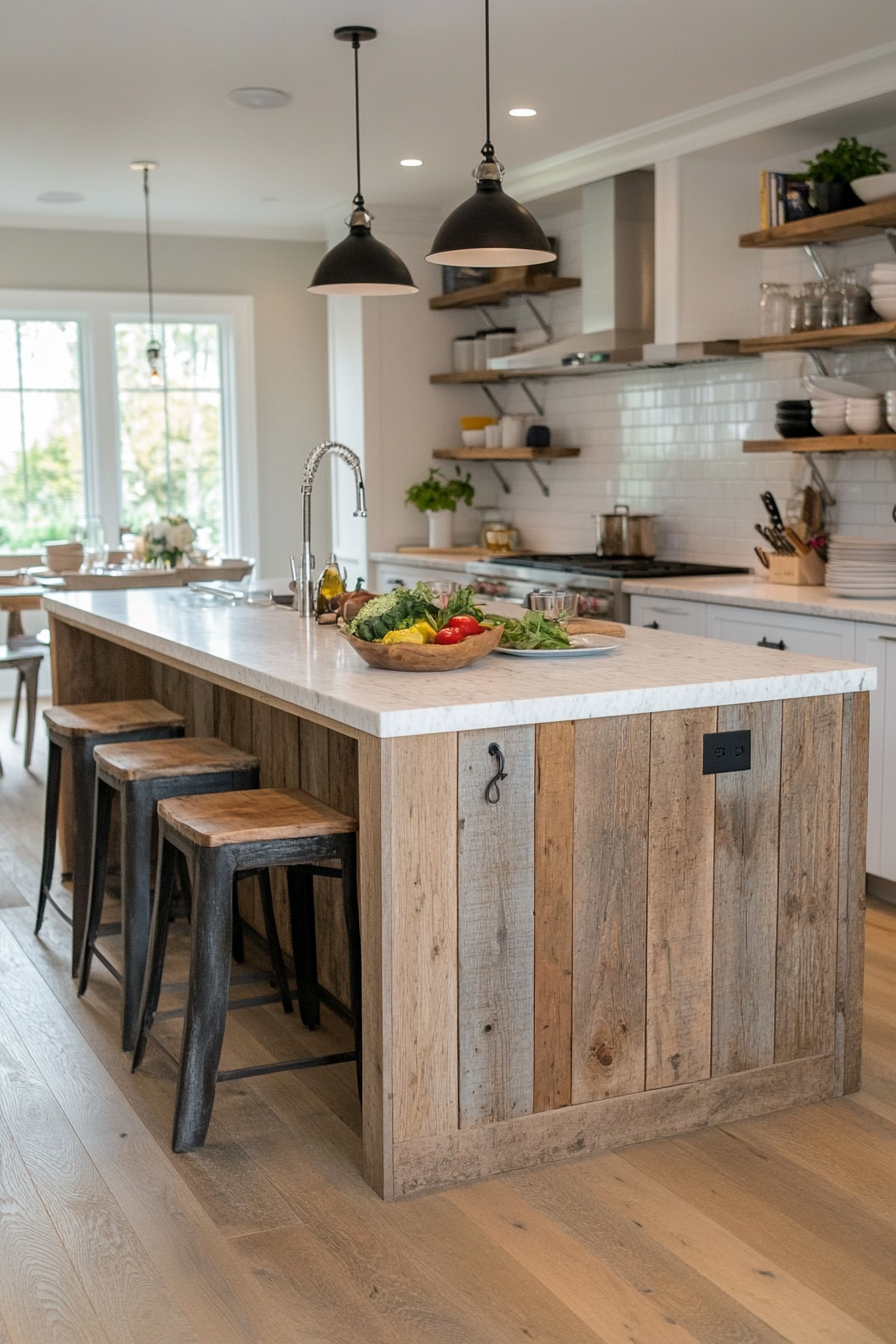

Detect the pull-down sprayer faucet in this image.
[291,442,367,616]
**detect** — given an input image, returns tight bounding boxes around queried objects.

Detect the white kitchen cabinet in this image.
[705,603,856,661]
[370,562,470,592]
[854,623,896,883]
[629,595,707,637]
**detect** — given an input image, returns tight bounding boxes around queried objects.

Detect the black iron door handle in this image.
[757,636,786,650]
[645,620,659,629]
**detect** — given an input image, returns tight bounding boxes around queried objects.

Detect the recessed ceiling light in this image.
[400,158,423,168]
[509,107,537,117]
[37,191,84,204]
[227,87,291,110]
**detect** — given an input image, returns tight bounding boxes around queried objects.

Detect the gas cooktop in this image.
[484,554,749,579]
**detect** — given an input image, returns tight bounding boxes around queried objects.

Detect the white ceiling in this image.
[2,0,896,238]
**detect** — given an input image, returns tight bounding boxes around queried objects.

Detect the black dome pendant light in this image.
[427,0,555,268]
[308,26,418,296]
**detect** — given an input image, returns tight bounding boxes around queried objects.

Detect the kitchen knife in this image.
[784,526,811,557]
[760,491,787,533]
[754,546,770,569]
[755,522,794,555]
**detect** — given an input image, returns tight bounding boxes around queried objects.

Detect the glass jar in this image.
[839,268,872,327]
[820,279,843,329]
[800,282,823,331]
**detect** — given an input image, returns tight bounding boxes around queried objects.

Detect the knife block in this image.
[767,550,825,586]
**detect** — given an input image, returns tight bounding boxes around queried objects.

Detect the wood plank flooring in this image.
[0,706,894,1343]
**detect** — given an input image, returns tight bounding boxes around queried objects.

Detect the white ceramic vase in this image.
[426,510,453,549]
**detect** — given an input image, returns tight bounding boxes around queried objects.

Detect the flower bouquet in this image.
[135,515,197,568]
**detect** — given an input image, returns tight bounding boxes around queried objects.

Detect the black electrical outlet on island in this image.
[703,729,752,775]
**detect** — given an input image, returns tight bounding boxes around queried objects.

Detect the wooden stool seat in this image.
[94,737,259,783]
[45,699,184,739]
[158,787,358,848]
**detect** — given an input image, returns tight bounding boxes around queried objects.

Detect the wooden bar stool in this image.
[133,787,361,1153]
[0,645,43,771]
[77,737,293,1052]
[36,700,184,975]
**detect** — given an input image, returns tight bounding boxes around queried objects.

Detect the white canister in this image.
[484,422,503,449]
[473,332,490,370]
[452,336,476,373]
[501,414,528,448]
[485,327,516,364]
[426,510,453,549]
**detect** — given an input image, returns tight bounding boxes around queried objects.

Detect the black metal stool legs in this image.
[257,869,294,1014]
[132,835,179,1071]
[35,739,63,935]
[172,846,235,1152]
[77,776,116,997]
[286,866,320,1028]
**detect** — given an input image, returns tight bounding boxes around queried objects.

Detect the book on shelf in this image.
[759,171,815,229]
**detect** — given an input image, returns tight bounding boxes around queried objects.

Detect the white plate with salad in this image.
[494,632,622,658]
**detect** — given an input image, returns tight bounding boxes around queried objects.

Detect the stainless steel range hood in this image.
[489,170,745,373]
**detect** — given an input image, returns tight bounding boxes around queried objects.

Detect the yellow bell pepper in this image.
[382,627,426,645]
[413,619,437,644]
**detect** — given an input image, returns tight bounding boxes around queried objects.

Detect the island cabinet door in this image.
[384,695,867,1197]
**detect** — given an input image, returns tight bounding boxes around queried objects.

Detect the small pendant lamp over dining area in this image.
[308,26,418,297]
[426,0,556,268]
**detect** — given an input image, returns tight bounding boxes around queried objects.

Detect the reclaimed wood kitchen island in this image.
[43,589,873,1199]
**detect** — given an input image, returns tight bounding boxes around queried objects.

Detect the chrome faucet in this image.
[292,442,367,616]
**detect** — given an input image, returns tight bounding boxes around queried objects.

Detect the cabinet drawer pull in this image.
[645,620,660,629]
[757,637,786,650]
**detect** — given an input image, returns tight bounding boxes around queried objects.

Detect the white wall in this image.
[0,227,329,580]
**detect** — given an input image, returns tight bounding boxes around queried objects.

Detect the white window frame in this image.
[0,290,258,560]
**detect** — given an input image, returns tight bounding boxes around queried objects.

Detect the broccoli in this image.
[346,583,436,642]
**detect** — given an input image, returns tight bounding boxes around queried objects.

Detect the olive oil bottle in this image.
[315,552,346,615]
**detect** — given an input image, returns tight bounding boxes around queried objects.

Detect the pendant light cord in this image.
[352,33,364,209]
[482,0,494,159]
[143,167,155,336]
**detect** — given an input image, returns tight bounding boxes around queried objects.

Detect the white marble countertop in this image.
[622,575,896,625]
[43,589,874,739]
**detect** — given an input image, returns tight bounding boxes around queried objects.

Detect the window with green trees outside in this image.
[115,321,225,549]
[0,320,85,549]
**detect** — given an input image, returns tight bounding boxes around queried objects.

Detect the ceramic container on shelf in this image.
[885,390,896,431]
[850,171,896,203]
[845,396,883,434]
[426,510,453,549]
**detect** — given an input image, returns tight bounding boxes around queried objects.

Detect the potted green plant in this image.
[406,467,475,549]
[802,137,891,214]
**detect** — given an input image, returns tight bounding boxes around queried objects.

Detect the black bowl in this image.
[776,399,812,410]
[776,420,820,439]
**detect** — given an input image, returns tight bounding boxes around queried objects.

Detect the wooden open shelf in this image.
[743,435,896,453]
[739,195,896,248]
[433,447,580,462]
[429,274,580,310]
[740,320,896,355]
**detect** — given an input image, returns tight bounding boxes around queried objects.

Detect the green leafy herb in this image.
[495,611,571,650]
[802,137,891,185]
[346,583,436,642]
[405,467,475,514]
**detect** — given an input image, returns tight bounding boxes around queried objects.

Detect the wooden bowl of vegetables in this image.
[340,583,504,672]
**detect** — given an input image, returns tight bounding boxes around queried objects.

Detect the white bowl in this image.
[461,429,486,447]
[872,297,896,320]
[870,284,896,296]
[805,376,876,399]
[811,398,847,414]
[846,401,882,433]
[850,172,896,203]
[811,410,849,434]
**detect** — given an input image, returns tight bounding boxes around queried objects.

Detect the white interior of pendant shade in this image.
[307,280,420,295]
[426,245,556,266]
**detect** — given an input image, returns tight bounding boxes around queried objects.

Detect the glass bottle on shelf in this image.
[800,281,823,331]
[759,282,791,336]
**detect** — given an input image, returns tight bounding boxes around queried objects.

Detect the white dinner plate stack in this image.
[826,535,896,598]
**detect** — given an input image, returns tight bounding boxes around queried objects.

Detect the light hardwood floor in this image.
[0,706,894,1344]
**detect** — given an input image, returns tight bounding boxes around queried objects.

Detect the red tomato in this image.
[435,626,468,645]
[447,615,484,635]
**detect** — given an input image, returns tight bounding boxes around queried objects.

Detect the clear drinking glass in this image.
[529,590,579,620]
[759,283,791,336]
[427,580,462,609]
